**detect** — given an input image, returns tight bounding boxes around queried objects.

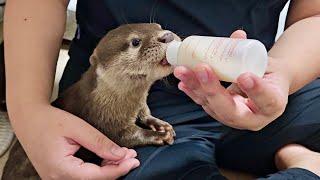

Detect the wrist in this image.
[266,56,293,95]
[7,101,51,125]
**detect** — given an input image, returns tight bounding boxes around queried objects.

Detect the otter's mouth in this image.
[160,58,170,66]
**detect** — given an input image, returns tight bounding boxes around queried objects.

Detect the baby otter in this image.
[2,23,180,179]
[56,23,178,147]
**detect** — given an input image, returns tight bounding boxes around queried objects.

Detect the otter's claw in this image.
[142,117,176,144]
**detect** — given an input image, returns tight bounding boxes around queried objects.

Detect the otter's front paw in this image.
[144,117,176,138]
[152,130,175,145]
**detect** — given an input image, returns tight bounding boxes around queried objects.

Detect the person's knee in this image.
[275,143,320,168]
[274,144,320,177]
[274,144,300,170]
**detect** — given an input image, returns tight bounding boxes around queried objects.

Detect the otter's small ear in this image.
[89,54,98,65]
[89,50,100,65]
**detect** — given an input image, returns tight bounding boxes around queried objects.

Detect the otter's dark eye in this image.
[131,38,141,47]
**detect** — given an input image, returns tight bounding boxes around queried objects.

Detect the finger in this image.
[178,82,207,105]
[126,149,137,158]
[201,104,219,120]
[102,148,137,166]
[237,73,286,115]
[65,155,139,179]
[227,83,246,96]
[104,158,140,179]
[66,117,126,161]
[193,64,267,130]
[230,30,247,39]
[174,66,200,90]
[193,64,238,120]
[194,64,233,100]
[117,149,137,163]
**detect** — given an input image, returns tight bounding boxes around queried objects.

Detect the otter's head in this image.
[90,23,180,84]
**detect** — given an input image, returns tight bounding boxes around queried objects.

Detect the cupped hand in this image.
[174,30,290,131]
[10,104,139,179]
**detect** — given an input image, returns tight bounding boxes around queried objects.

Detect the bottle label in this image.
[178,36,245,82]
[187,37,241,62]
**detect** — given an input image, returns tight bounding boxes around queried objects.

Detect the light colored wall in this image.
[68,0,77,12]
[276,1,290,40]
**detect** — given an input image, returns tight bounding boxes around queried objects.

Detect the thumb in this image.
[237,72,285,115]
[230,29,247,39]
[227,83,246,96]
[102,158,140,179]
[66,116,126,161]
[62,156,139,180]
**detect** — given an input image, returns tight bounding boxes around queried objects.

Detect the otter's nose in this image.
[158,33,174,43]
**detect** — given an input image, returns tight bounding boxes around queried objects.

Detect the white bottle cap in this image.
[166,41,182,66]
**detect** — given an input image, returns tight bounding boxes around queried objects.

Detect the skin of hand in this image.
[4,0,139,179]
[174,30,289,131]
[174,0,320,131]
[16,105,140,179]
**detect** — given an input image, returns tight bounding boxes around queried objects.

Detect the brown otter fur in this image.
[2,23,180,179]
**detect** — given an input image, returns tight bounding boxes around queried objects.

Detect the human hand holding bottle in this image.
[174,30,290,131]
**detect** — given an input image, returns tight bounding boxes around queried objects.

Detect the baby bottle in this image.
[166,36,268,82]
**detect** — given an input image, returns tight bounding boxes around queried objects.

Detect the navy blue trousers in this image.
[59,46,320,179]
[121,78,320,180]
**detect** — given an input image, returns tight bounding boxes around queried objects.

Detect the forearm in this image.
[269,15,320,94]
[4,0,68,119]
